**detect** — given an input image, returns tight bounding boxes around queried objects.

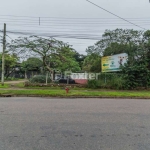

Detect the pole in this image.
[1,23,6,86]
[39,17,40,26]
[46,71,48,85]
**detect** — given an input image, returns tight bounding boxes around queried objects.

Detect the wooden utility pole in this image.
[1,23,6,86]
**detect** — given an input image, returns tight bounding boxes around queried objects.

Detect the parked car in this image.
[58,77,75,84]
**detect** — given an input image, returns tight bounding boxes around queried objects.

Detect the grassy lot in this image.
[0,84,9,88]
[0,88,150,98]
[0,82,150,98]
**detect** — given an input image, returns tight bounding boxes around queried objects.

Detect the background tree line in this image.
[1,28,150,89]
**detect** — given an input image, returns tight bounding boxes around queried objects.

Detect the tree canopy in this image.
[8,36,81,73]
[0,53,19,79]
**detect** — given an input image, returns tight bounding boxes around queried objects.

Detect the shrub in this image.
[29,75,51,83]
[87,80,99,89]
[98,73,125,89]
[87,73,125,89]
[121,60,150,89]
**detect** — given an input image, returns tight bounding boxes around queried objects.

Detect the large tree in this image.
[86,29,148,64]
[8,36,80,74]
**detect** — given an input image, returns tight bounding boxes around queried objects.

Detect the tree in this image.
[73,52,86,69]
[82,54,101,72]
[21,57,43,78]
[47,47,81,73]
[0,53,19,79]
[8,36,81,75]
[84,29,150,89]
[86,29,147,65]
[21,57,43,72]
[97,29,143,57]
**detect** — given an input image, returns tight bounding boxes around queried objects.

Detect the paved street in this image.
[0,97,150,150]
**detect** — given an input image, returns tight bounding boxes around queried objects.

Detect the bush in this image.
[87,73,125,89]
[29,75,51,83]
[98,73,125,89]
[87,80,99,89]
[121,60,150,89]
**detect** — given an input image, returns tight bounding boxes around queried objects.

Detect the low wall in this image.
[74,79,88,84]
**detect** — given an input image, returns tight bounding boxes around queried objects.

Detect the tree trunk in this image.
[25,70,27,79]
[46,72,48,85]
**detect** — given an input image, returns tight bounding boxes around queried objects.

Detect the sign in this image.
[101,53,128,72]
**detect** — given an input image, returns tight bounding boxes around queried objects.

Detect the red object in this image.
[65,88,69,94]
[74,79,88,84]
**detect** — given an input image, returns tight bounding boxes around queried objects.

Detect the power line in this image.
[0,14,149,20]
[6,34,13,41]
[86,0,147,30]
[1,20,150,25]
[1,23,149,28]
[0,17,150,25]
[0,17,150,22]
[0,15,38,18]
[6,30,103,40]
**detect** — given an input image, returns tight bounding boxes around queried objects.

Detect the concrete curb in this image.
[0,94,150,99]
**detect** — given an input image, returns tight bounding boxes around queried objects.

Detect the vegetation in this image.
[0,53,19,79]
[1,88,150,98]
[85,29,150,89]
[29,75,51,83]
[8,36,81,76]
[4,28,150,90]
[87,73,124,89]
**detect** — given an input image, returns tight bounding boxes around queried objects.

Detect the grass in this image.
[14,82,25,88]
[1,80,150,98]
[0,88,150,98]
[24,86,88,90]
[0,84,9,88]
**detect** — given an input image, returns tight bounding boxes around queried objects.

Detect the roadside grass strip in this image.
[0,89,150,98]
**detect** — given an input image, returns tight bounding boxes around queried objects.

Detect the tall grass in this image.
[87,73,125,89]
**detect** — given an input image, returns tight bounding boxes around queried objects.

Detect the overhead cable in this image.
[86,0,147,30]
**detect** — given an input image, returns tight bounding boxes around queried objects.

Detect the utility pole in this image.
[1,23,6,86]
[39,17,40,26]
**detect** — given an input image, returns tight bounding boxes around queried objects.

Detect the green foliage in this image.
[0,84,9,88]
[85,29,150,90]
[29,75,51,83]
[1,88,150,98]
[82,54,101,72]
[87,80,99,89]
[8,36,81,73]
[121,60,150,89]
[21,57,42,72]
[0,53,19,79]
[87,73,125,89]
[74,52,86,69]
[98,73,125,89]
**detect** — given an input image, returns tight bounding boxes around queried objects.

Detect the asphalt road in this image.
[0,97,150,150]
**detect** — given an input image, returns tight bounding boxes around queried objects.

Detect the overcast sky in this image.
[0,0,150,54]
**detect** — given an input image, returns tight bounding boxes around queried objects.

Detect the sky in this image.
[0,0,150,54]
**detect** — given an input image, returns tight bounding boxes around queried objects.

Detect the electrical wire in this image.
[0,14,149,20]
[6,30,103,40]
[86,0,147,30]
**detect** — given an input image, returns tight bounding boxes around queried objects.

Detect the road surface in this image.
[0,97,150,150]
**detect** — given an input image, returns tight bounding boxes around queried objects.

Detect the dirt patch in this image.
[5,80,28,84]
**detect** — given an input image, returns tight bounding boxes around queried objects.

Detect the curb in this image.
[0,94,150,99]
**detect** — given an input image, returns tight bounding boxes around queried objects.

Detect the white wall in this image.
[71,73,100,80]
